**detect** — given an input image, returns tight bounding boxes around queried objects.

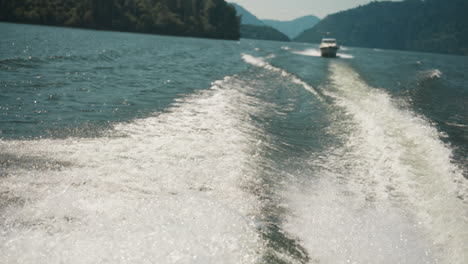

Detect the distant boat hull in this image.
[320,46,339,58]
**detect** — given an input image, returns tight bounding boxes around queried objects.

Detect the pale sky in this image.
[230,0,394,20]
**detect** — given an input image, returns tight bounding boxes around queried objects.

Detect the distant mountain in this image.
[231,3,289,42]
[263,15,320,39]
[294,0,468,56]
[240,25,290,42]
[230,3,264,26]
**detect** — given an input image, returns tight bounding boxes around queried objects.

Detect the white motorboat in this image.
[320,38,339,58]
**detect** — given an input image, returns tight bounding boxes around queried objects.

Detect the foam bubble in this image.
[426,69,442,79]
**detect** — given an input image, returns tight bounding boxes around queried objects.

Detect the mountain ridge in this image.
[230,3,264,26]
[231,3,289,42]
[230,3,320,41]
[262,15,320,39]
[295,0,468,56]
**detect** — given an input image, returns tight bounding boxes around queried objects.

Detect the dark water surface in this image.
[1,23,467,263]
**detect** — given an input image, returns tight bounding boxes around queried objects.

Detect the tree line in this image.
[295,0,468,56]
[0,0,240,40]
[240,25,290,42]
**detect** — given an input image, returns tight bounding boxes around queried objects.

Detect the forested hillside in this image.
[295,0,468,55]
[240,25,290,42]
[0,0,240,40]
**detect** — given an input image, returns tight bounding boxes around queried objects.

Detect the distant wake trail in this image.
[241,53,324,102]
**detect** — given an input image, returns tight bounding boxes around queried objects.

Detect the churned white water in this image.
[0,77,265,263]
[2,33,467,264]
[284,62,468,264]
[292,48,354,59]
[292,49,322,57]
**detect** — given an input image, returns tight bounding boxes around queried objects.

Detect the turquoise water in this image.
[1,23,467,263]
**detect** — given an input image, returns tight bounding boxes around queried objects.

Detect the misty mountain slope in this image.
[231,3,289,41]
[263,15,320,39]
[294,0,468,55]
[230,3,264,26]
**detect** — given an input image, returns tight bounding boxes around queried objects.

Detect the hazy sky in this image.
[230,0,390,20]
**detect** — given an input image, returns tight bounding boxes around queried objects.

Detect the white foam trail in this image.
[291,48,321,57]
[241,53,323,101]
[292,48,354,59]
[446,122,467,128]
[0,77,265,263]
[285,62,468,263]
[337,53,354,59]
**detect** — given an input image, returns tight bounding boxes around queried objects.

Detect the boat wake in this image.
[284,61,468,263]
[422,69,443,79]
[291,48,322,57]
[241,53,324,101]
[337,53,354,59]
[0,76,266,263]
[291,48,354,59]
[1,45,466,264]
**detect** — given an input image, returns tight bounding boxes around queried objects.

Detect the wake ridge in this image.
[0,76,265,264]
[285,61,468,263]
[241,53,324,102]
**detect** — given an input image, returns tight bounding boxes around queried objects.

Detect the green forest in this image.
[240,25,290,42]
[0,0,240,40]
[295,0,468,55]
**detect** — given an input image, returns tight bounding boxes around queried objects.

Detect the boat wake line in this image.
[291,48,354,59]
[241,53,324,102]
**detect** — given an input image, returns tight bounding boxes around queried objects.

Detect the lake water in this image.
[1,23,467,264]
